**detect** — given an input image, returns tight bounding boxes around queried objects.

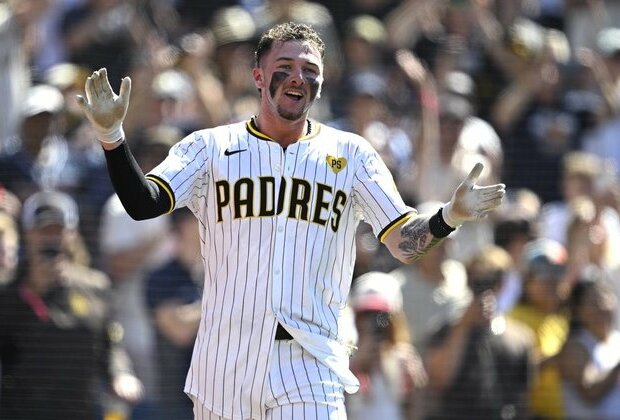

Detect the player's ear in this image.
[252,68,264,90]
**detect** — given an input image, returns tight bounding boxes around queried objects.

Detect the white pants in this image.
[192,339,347,420]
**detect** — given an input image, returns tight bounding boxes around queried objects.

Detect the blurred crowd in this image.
[2,0,620,419]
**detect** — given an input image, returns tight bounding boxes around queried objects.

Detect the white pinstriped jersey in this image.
[147,119,414,419]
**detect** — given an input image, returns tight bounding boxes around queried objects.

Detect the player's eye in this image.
[304,67,318,76]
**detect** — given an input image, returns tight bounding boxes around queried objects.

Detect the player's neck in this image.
[254,113,310,148]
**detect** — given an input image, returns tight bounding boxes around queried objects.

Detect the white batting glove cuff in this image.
[96,123,125,144]
[441,203,462,228]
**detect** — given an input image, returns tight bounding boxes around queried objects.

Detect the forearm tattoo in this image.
[398,216,445,262]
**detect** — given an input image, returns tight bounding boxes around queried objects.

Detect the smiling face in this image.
[253,40,323,122]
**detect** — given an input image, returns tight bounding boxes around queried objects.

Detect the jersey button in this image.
[277,226,284,233]
[274,164,281,171]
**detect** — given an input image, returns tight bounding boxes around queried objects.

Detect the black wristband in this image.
[428,207,456,238]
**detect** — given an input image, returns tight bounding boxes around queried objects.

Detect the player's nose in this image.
[289,68,304,85]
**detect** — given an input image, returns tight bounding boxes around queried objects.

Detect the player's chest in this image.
[212,140,355,189]
[210,140,355,224]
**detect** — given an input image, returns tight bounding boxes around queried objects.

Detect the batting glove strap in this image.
[441,203,462,229]
[430,207,457,238]
[97,123,125,144]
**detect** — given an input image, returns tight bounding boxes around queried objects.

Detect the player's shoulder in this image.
[317,122,362,142]
[315,122,375,152]
[182,121,247,147]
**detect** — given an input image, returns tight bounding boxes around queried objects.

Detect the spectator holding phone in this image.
[0,190,143,420]
[425,245,535,419]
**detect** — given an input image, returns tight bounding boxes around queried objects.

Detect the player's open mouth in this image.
[285,90,304,101]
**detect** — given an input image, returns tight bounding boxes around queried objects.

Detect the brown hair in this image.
[466,245,513,278]
[254,22,325,67]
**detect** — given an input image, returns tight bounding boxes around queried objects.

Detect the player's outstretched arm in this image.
[77,69,171,220]
[384,163,505,264]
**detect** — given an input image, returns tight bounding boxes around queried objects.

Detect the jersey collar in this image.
[245,117,321,142]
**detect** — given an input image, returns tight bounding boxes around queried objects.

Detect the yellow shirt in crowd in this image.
[509,305,569,420]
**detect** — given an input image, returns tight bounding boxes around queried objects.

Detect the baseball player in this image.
[78,22,505,420]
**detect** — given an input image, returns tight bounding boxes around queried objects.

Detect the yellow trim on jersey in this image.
[246,118,274,141]
[245,118,321,141]
[146,174,175,214]
[303,122,321,140]
[378,211,417,243]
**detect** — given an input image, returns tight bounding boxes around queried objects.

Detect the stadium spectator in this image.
[0,0,52,151]
[509,238,570,419]
[145,207,202,420]
[0,84,77,202]
[59,0,143,92]
[346,271,426,420]
[558,267,620,418]
[493,188,541,314]
[0,190,143,420]
[395,48,497,262]
[424,244,535,419]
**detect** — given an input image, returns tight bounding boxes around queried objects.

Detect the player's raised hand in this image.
[76,68,131,143]
[442,162,505,227]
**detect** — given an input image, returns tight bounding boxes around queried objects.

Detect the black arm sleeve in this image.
[103,141,172,220]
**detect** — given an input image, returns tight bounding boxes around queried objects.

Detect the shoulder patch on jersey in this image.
[326,155,347,173]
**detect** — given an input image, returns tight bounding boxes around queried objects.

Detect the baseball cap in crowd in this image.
[521,238,567,279]
[439,93,472,121]
[21,84,64,118]
[343,15,387,45]
[151,70,193,101]
[597,27,620,58]
[445,71,474,98]
[211,6,256,47]
[44,63,91,91]
[350,271,402,313]
[21,191,79,230]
